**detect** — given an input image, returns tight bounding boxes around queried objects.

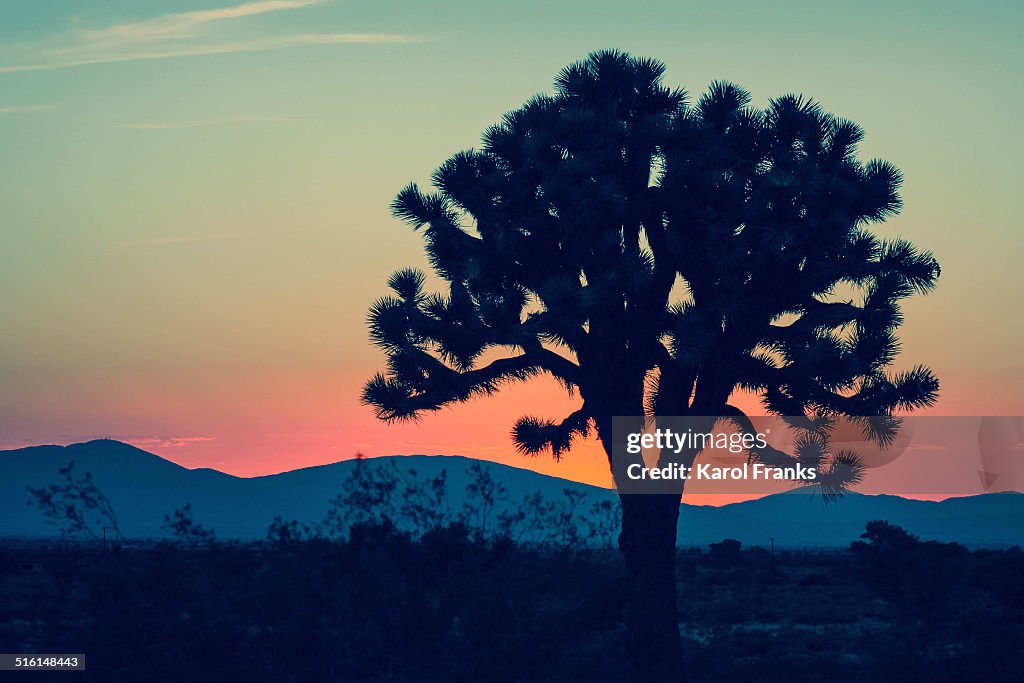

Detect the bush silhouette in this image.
[27,461,123,541]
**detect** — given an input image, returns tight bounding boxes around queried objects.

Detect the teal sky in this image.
[1,0,1022,480]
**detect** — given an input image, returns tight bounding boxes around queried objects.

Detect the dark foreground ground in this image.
[2,525,1022,682]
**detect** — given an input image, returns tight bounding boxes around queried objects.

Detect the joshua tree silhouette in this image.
[362,50,940,676]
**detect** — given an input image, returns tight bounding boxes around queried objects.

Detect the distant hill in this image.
[2,440,1021,547]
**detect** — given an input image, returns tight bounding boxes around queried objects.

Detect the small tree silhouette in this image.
[708,538,743,563]
[398,467,453,536]
[323,453,402,538]
[362,50,940,674]
[584,499,621,550]
[162,504,215,545]
[461,461,509,540]
[857,519,919,550]
[27,461,123,541]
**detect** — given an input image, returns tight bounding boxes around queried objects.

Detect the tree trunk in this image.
[618,491,684,678]
[592,412,685,677]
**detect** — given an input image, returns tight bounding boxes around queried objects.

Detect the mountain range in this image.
[1,439,1020,548]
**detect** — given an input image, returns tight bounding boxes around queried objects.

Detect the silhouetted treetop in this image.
[363,49,939,483]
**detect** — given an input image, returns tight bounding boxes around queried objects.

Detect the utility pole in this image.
[770,536,775,575]
[102,526,107,551]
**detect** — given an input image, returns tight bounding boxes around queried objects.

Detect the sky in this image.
[1,0,1022,493]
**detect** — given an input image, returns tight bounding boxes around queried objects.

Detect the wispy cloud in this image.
[0,104,56,114]
[71,1,322,48]
[0,1,417,74]
[114,115,313,129]
[126,436,217,449]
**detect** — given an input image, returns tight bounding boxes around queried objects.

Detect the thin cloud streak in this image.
[0,33,418,74]
[114,115,314,129]
[70,0,322,49]
[125,436,217,449]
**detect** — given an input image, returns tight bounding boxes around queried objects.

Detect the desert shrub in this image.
[709,538,743,563]
[266,516,321,544]
[162,504,216,545]
[27,461,123,540]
